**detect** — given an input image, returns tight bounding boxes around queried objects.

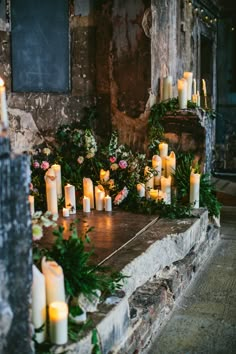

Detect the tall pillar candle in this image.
[83,196,91,213]
[0,78,8,130]
[41,257,65,305]
[64,183,76,214]
[161,176,172,204]
[83,178,94,208]
[29,195,35,216]
[144,166,154,199]
[49,301,68,345]
[183,72,193,100]
[45,168,58,216]
[178,78,187,109]
[193,78,196,96]
[95,187,105,211]
[32,265,46,344]
[197,90,201,106]
[137,183,145,198]
[104,195,112,211]
[149,91,157,108]
[163,76,173,101]
[52,164,62,199]
[159,142,168,176]
[152,155,162,186]
[190,172,200,208]
[165,151,176,177]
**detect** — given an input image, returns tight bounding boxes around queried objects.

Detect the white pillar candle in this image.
[83,178,94,209]
[161,176,172,204]
[104,195,112,211]
[193,78,196,96]
[190,172,200,208]
[144,166,154,199]
[163,76,173,101]
[45,168,58,216]
[49,301,68,345]
[95,188,105,211]
[64,183,76,214]
[159,142,168,176]
[0,78,8,129]
[197,90,201,106]
[152,155,162,186]
[83,196,91,213]
[183,72,193,101]
[51,164,62,199]
[32,265,46,344]
[157,190,165,202]
[137,183,145,198]
[41,257,65,305]
[29,195,35,216]
[165,151,176,177]
[100,169,110,183]
[149,91,157,108]
[62,207,69,217]
[202,79,207,96]
[178,78,188,109]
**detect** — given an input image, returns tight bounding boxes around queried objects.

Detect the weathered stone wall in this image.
[0,137,32,354]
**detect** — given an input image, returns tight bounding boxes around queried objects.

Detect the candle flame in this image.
[0,77,4,87]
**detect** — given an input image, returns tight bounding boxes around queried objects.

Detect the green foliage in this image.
[91,329,102,354]
[200,174,221,217]
[174,153,194,200]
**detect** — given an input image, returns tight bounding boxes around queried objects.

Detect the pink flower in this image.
[114,186,129,205]
[41,161,50,170]
[109,156,117,163]
[77,156,84,164]
[33,160,40,168]
[29,183,33,191]
[119,160,128,169]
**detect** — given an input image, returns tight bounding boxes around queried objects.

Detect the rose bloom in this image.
[86,152,95,159]
[77,156,84,164]
[109,156,117,163]
[110,163,119,171]
[119,160,128,169]
[41,161,50,170]
[43,147,51,156]
[33,160,40,168]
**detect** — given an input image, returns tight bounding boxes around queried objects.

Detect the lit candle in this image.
[83,178,94,209]
[202,79,207,109]
[144,166,154,199]
[83,196,91,213]
[152,155,162,186]
[165,151,176,177]
[197,90,201,106]
[62,207,69,217]
[163,76,173,101]
[51,164,62,199]
[161,175,172,204]
[64,183,76,214]
[49,301,68,345]
[137,183,145,198]
[183,72,193,100]
[41,257,65,305]
[29,195,35,216]
[193,78,197,96]
[32,265,46,344]
[190,172,200,208]
[95,188,105,211]
[100,169,110,183]
[45,168,58,216]
[159,142,168,176]
[149,189,159,200]
[178,78,187,109]
[0,77,8,130]
[104,195,112,211]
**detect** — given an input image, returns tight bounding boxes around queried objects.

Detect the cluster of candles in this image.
[137,141,200,208]
[32,258,67,345]
[177,72,207,109]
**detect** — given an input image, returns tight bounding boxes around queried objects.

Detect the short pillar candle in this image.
[49,301,68,345]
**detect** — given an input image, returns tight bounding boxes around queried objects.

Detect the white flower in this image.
[32,224,43,241]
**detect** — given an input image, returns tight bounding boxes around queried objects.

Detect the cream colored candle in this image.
[83,178,94,209]
[144,166,154,199]
[183,72,193,100]
[64,183,76,214]
[192,94,197,104]
[104,195,112,211]
[32,265,46,344]
[49,301,68,345]
[197,90,201,106]
[137,183,145,198]
[190,172,200,208]
[149,91,157,108]
[41,257,65,305]
[95,188,105,211]
[193,78,197,96]
[202,79,207,96]
[157,190,165,202]
[45,168,58,216]
[161,175,172,204]
[0,78,8,129]
[152,155,162,186]
[62,207,69,217]
[100,169,110,183]
[83,196,91,213]
[52,164,62,199]
[163,76,173,101]
[178,78,187,109]
[29,195,35,216]
[165,151,176,177]
[159,143,168,176]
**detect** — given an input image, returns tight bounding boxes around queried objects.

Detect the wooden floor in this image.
[43,209,158,265]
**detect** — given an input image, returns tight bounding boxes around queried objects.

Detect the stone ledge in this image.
[50,210,220,354]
